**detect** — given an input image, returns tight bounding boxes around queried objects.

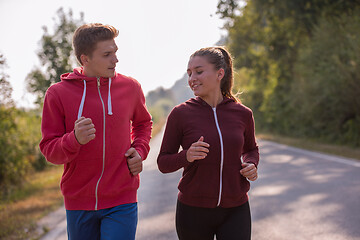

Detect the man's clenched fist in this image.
[74,117,96,145]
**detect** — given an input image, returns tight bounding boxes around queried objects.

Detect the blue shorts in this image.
[66,202,138,240]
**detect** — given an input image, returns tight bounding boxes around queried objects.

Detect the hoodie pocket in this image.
[179,162,220,198]
[222,163,250,198]
[61,157,102,197]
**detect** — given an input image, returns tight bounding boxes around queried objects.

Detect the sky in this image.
[0,0,226,108]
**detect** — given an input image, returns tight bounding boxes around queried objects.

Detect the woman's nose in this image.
[189,74,196,82]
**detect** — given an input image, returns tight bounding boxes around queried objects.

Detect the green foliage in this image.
[0,107,44,199]
[0,55,31,197]
[217,0,240,19]
[0,106,26,192]
[219,0,360,146]
[291,10,360,145]
[26,8,84,106]
[148,99,175,124]
[0,51,47,199]
[0,54,13,107]
[0,7,84,202]
[146,87,176,124]
[17,109,46,171]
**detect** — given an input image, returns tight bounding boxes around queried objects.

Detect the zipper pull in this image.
[97,77,100,87]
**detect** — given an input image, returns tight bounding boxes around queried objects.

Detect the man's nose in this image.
[113,55,119,63]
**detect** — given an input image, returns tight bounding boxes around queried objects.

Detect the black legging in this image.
[176,200,251,240]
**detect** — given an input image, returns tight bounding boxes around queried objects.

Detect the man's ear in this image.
[80,54,89,65]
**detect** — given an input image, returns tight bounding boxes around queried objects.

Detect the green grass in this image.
[0,166,63,240]
[151,118,166,138]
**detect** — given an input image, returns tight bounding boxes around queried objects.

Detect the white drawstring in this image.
[77,78,113,119]
[77,80,87,119]
[107,78,113,115]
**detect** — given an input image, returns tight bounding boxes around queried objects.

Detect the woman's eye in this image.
[197,71,203,75]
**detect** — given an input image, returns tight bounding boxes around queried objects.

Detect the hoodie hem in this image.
[178,192,249,208]
[64,190,138,211]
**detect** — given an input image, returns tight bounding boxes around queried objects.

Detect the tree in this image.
[0,53,13,107]
[217,0,241,20]
[26,8,84,105]
[291,10,360,145]
[217,0,360,145]
[0,54,26,195]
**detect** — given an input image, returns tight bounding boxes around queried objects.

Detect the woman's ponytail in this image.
[190,46,238,102]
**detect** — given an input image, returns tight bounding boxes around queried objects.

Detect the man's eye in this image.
[197,71,203,75]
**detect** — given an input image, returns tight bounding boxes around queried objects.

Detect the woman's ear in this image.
[217,68,225,81]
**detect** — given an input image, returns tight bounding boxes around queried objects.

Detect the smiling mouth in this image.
[191,84,200,90]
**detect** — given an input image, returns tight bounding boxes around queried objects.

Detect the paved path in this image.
[39,130,360,239]
[250,140,360,240]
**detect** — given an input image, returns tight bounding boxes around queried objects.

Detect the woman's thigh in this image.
[216,201,251,240]
[176,201,216,240]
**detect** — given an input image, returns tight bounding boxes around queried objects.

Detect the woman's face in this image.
[187,56,223,98]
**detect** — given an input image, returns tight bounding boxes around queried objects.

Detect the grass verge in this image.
[0,165,63,240]
[257,132,360,161]
[151,118,166,138]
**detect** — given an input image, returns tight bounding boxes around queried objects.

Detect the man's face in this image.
[82,39,118,78]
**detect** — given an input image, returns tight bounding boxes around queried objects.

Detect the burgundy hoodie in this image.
[157,97,259,208]
[39,67,152,210]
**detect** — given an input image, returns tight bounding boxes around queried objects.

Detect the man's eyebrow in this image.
[104,48,118,54]
[105,45,118,52]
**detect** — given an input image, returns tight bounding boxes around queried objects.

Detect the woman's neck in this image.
[201,91,223,108]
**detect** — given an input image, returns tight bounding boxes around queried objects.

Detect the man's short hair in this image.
[73,23,119,65]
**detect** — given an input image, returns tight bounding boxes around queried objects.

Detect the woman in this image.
[157,46,259,240]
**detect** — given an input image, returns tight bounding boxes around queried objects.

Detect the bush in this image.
[291,10,360,146]
[0,107,44,199]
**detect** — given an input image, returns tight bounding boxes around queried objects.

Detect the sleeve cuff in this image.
[64,130,82,153]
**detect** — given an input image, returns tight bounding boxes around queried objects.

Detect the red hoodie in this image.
[39,67,152,211]
[157,97,259,208]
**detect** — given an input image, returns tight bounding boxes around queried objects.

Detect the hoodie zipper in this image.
[212,107,224,207]
[95,77,106,210]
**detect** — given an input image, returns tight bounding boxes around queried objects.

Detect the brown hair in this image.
[190,46,238,102]
[73,23,119,65]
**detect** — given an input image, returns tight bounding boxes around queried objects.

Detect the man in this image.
[39,23,152,239]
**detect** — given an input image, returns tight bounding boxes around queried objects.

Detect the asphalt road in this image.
[39,129,360,240]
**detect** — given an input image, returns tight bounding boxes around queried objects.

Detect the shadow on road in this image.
[250,140,360,240]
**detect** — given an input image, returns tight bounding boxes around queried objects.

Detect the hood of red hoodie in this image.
[60,67,113,83]
[60,67,115,118]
